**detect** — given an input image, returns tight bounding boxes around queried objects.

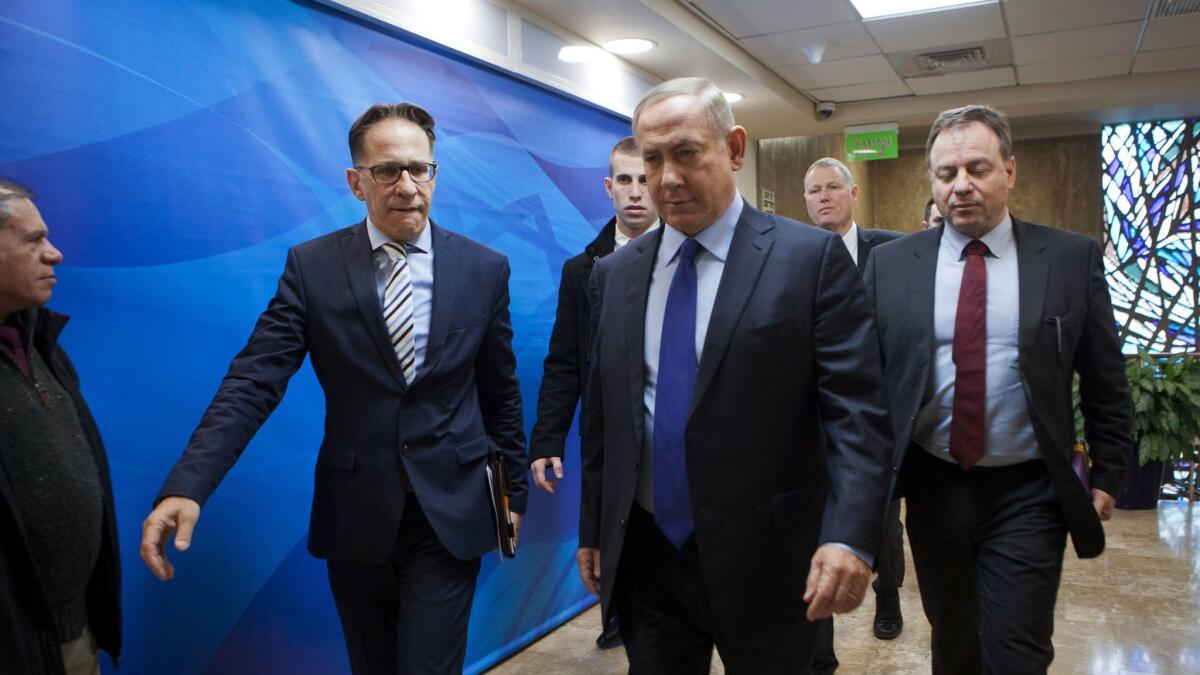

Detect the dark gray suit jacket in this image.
[863,218,1131,558]
[580,203,894,643]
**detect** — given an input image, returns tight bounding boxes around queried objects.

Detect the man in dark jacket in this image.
[528,136,658,648]
[0,179,122,675]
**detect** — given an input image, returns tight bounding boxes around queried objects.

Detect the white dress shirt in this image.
[367,219,434,376]
[614,219,660,251]
[841,222,860,264]
[912,212,1040,466]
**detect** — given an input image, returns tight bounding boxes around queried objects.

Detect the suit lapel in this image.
[856,228,871,273]
[625,228,660,449]
[418,222,458,381]
[690,207,773,416]
[342,221,409,389]
[908,227,941,358]
[1013,218,1049,349]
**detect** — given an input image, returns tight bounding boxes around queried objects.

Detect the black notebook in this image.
[485,444,517,558]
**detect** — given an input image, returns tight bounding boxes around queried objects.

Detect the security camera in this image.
[816,101,836,120]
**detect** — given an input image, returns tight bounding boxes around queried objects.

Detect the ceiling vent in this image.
[1152,0,1200,18]
[916,46,988,72]
[888,39,1013,78]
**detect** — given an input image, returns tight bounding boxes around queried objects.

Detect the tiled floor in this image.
[489,502,1200,674]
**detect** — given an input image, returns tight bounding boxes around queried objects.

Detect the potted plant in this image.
[1117,349,1200,508]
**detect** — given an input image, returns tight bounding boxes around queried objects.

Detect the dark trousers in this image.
[326,494,480,675]
[810,618,837,674]
[617,504,815,674]
[902,448,1067,675]
[873,498,905,597]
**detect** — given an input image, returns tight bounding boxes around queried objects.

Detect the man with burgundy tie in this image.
[139,104,527,674]
[577,77,893,672]
[864,104,1131,674]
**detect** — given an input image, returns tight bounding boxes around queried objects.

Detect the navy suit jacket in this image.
[159,220,527,563]
[864,218,1131,558]
[580,203,893,642]
[856,226,904,274]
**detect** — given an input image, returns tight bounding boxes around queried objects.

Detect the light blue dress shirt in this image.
[367,219,434,376]
[912,211,1040,466]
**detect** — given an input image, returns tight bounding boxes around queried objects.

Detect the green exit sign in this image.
[845,123,898,161]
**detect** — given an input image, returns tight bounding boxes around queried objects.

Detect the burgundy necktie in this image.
[949,239,989,470]
[0,325,31,379]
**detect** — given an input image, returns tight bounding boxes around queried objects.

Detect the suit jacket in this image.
[159,220,527,563]
[528,219,616,462]
[863,218,1131,558]
[580,203,893,642]
[856,226,904,275]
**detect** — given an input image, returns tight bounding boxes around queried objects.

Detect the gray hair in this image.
[0,179,35,228]
[925,104,1013,167]
[632,77,734,143]
[805,157,855,186]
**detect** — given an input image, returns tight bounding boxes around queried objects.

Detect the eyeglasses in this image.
[355,161,438,185]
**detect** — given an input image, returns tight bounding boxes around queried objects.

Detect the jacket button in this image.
[401,445,410,457]
[633,461,640,471]
[619,518,625,527]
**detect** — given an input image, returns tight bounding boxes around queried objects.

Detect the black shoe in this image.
[595,618,622,649]
[873,592,903,640]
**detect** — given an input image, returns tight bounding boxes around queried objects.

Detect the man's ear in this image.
[728,125,747,171]
[346,168,364,200]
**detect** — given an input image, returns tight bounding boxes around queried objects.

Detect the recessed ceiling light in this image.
[723,91,744,104]
[603,38,657,55]
[849,0,994,20]
[558,45,609,63]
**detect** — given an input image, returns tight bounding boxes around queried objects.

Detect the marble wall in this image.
[758,133,1103,240]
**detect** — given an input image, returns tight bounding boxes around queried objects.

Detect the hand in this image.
[576,547,601,596]
[1092,488,1116,521]
[510,512,523,547]
[140,496,201,581]
[803,545,871,621]
[531,457,564,494]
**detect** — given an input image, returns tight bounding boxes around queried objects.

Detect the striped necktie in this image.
[381,242,417,384]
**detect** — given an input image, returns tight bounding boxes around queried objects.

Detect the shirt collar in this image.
[661,191,743,265]
[943,209,1013,259]
[367,218,432,254]
[614,219,660,251]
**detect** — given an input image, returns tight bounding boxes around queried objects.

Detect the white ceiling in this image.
[511,0,1200,141]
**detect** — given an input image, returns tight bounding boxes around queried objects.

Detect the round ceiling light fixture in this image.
[603,38,657,55]
[723,91,745,104]
[558,45,608,63]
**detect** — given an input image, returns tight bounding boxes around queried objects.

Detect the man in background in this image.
[0,180,122,675]
[528,136,658,649]
[923,197,945,230]
[803,158,907,665]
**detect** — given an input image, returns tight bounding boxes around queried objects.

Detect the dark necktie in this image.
[0,326,31,379]
[950,239,990,470]
[653,237,702,548]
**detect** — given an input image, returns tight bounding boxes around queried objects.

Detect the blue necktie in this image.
[653,237,702,548]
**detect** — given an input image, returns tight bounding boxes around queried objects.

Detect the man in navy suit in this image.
[578,77,893,672]
[803,157,906,668]
[140,103,527,674]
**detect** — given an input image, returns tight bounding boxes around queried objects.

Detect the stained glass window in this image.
[1102,119,1199,354]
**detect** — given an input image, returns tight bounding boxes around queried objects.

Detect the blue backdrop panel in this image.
[0,0,626,671]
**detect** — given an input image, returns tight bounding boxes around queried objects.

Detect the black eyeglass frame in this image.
[355,161,438,185]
